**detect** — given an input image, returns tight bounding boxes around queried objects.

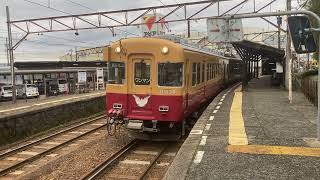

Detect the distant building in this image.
[59,46,104,62]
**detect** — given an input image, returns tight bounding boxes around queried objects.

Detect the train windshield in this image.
[108,62,125,84]
[158,62,183,87]
[134,60,151,85]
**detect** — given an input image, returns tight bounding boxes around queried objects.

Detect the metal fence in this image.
[301,78,318,106]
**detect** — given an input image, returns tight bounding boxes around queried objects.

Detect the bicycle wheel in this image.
[106,117,116,136]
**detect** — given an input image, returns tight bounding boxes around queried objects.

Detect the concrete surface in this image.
[0,91,105,118]
[0,91,106,145]
[163,83,239,180]
[164,76,320,180]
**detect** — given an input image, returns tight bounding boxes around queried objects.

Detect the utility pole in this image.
[6,6,16,103]
[70,49,73,61]
[5,38,9,66]
[307,53,310,70]
[297,54,300,72]
[286,0,292,103]
[75,47,78,61]
[187,20,191,38]
[277,16,282,49]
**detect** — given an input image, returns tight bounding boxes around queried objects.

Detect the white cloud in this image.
[0,0,287,63]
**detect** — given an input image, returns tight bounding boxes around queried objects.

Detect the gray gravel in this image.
[17,129,132,180]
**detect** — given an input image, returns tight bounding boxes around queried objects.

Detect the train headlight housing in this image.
[115,47,121,53]
[159,105,169,112]
[113,103,122,109]
[161,46,169,54]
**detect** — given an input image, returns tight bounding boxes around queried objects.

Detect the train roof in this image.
[114,35,241,61]
[154,35,241,61]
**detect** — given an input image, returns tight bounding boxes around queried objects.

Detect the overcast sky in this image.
[0,0,291,63]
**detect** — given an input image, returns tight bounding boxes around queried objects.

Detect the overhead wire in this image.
[20,0,139,50]
[0,36,89,47]
[156,0,195,28]
[64,0,140,37]
[298,0,309,10]
[1,1,106,48]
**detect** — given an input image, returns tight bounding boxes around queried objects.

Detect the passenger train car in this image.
[103,36,241,140]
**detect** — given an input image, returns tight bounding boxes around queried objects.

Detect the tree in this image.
[306,0,320,16]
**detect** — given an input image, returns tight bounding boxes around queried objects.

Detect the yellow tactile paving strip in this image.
[228,85,248,145]
[227,85,320,157]
[227,145,320,157]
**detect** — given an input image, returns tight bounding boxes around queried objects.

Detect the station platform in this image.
[0,91,106,145]
[164,76,320,179]
[0,91,105,119]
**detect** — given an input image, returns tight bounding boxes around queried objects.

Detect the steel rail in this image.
[137,143,169,180]
[0,114,107,176]
[81,139,139,180]
[0,113,106,158]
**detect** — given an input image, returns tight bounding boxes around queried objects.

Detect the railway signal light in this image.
[287,16,317,54]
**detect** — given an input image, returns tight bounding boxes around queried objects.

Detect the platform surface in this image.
[0,91,105,119]
[164,76,320,180]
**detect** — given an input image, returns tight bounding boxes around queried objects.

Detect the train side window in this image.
[196,63,200,84]
[211,64,213,79]
[209,64,212,80]
[209,64,212,79]
[134,60,150,85]
[192,63,196,86]
[216,64,219,77]
[202,63,205,83]
[208,64,211,80]
[207,63,210,81]
[158,62,183,87]
[211,64,214,79]
[215,64,218,78]
[108,61,125,84]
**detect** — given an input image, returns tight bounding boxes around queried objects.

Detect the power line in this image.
[232,1,247,15]
[26,40,89,47]
[21,0,140,46]
[156,0,204,34]
[40,34,101,46]
[0,35,90,47]
[298,0,309,9]
[64,0,140,37]
[24,0,71,15]
[65,0,96,12]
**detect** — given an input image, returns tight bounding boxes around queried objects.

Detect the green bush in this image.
[297,69,318,79]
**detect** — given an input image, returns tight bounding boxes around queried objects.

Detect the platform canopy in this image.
[232,40,285,62]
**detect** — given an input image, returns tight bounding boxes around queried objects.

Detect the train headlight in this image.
[115,47,121,53]
[159,106,169,112]
[113,103,122,109]
[161,46,169,54]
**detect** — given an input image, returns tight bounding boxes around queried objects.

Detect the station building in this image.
[0,46,108,95]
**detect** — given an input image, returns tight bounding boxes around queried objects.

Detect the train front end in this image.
[104,38,186,140]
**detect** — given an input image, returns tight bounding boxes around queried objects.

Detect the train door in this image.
[185,59,190,110]
[128,56,153,116]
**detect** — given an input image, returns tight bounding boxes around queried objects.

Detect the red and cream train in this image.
[103,36,241,140]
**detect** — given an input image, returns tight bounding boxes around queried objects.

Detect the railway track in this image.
[82,140,171,180]
[0,114,107,177]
